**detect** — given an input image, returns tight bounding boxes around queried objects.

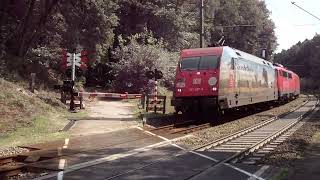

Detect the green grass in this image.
[312,132,320,142]
[0,78,91,147]
[64,110,89,119]
[0,110,90,147]
[272,168,289,180]
[0,114,69,147]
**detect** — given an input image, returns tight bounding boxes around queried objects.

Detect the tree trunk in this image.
[19,0,60,56]
[17,0,36,56]
[0,0,10,52]
[0,0,10,29]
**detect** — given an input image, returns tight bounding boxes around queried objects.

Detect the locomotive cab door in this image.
[235,59,241,100]
[231,58,240,106]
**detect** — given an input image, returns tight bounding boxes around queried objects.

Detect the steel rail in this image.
[193,97,310,151]
[185,96,318,180]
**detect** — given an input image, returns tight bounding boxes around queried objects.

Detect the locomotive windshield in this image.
[180,55,219,70]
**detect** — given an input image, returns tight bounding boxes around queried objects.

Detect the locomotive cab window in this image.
[199,56,219,70]
[180,56,219,70]
[180,57,200,71]
[288,73,292,79]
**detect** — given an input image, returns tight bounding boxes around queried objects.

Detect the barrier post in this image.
[61,91,66,104]
[146,95,149,112]
[29,73,36,93]
[163,96,166,114]
[141,94,145,109]
[79,95,83,109]
[153,80,158,113]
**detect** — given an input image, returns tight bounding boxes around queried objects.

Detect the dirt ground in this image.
[287,132,320,180]
[68,98,140,136]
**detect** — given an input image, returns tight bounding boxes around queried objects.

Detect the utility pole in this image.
[200,0,204,48]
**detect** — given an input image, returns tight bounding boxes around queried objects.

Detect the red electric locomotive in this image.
[274,64,300,101]
[171,46,300,117]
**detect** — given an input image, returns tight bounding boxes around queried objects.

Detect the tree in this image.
[274,34,320,90]
[111,32,178,93]
[114,0,199,51]
[2,0,61,57]
[206,0,277,58]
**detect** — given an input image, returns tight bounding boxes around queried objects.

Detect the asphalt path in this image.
[31,126,269,180]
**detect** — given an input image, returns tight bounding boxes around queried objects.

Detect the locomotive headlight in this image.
[177,89,182,92]
[208,77,217,86]
[212,87,217,91]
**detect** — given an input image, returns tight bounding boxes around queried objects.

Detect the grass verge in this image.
[0,78,89,147]
[272,168,289,180]
[312,131,320,142]
[0,115,68,147]
[0,110,89,147]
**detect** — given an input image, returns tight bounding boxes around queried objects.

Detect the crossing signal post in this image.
[59,49,89,111]
[145,68,163,100]
[145,69,165,114]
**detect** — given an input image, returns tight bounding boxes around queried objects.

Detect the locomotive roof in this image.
[275,66,297,75]
[181,46,274,68]
[225,47,274,67]
[181,47,224,57]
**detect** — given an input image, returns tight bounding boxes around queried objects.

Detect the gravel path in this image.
[175,96,307,149]
[69,98,139,136]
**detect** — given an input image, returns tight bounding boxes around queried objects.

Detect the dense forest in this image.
[274,34,320,90]
[0,0,277,92]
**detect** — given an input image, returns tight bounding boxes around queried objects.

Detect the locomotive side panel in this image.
[218,47,277,109]
[235,58,277,106]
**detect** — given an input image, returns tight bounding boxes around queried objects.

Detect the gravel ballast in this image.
[0,147,29,158]
[175,96,307,149]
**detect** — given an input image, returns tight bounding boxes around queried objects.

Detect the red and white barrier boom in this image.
[76,92,143,99]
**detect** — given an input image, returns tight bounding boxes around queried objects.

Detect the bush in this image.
[111,32,178,93]
[301,78,320,91]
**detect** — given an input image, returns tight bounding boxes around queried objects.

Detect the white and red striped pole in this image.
[153,80,158,113]
[154,80,158,102]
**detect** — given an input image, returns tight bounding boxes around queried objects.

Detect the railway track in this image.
[145,96,310,137]
[96,96,319,180]
[185,95,319,179]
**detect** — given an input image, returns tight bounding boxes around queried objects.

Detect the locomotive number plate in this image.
[193,78,202,85]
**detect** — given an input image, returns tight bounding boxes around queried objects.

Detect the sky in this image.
[265,0,320,52]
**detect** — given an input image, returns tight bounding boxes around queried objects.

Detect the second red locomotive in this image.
[171,46,300,116]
